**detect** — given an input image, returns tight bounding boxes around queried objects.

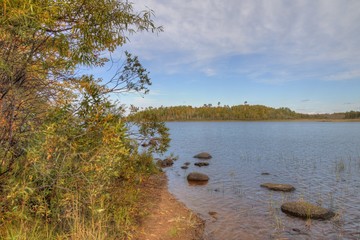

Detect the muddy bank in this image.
[135,172,204,240]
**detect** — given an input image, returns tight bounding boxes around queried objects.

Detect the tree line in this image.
[132,105,360,121]
[132,105,308,121]
[345,111,360,119]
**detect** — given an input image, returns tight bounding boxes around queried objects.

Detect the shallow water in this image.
[163,122,360,240]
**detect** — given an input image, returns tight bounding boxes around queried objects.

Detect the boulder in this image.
[281,201,335,220]
[260,183,295,192]
[261,172,270,175]
[194,162,209,167]
[187,172,209,182]
[193,152,212,159]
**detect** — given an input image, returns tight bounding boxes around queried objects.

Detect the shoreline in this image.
[135,172,204,240]
[161,118,360,122]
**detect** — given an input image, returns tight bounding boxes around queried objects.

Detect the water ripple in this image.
[165,122,360,240]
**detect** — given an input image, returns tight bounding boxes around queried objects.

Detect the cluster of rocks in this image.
[180,162,191,169]
[260,174,334,220]
[155,152,213,171]
[182,152,212,183]
[179,152,212,170]
[178,149,335,221]
[156,156,178,168]
[174,151,335,221]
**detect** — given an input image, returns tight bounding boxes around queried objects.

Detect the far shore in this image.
[162,118,360,122]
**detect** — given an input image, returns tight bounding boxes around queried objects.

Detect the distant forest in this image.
[345,111,360,119]
[131,104,360,121]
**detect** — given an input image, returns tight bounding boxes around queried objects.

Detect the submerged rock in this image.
[261,172,270,175]
[260,183,295,192]
[281,201,335,220]
[187,172,209,182]
[181,166,189,169]
[184,162,191,166]
[194,162,209,167]
[193,152,212,159]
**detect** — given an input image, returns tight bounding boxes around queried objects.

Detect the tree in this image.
[0,0,162,176]
[0,1,170,238]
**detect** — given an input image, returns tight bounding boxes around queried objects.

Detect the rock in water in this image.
[194,162,209,167]
[281,201,335,220]
[260,183,295,192]
[193,152,212,159]
[187,172,209,182]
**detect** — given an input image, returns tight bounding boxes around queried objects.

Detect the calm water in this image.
[163,122,360,240]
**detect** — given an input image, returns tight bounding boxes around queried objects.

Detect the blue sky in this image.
[82,0,360,114]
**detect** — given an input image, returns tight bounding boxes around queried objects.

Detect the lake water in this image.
[162,122,360,240]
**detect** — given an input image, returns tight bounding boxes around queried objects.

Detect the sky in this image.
[82,0,360,114]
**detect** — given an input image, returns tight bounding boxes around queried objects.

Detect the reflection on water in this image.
[163,122,360,240]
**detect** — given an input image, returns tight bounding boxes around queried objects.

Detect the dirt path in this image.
[135,173,204,240]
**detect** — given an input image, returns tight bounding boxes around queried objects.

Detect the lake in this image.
[162,122,360,240]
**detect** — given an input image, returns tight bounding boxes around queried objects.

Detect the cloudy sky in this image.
[86,0,360,113]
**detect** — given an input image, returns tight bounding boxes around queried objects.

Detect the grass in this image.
[166,213,199,238]
[267,193,284,231]
[335,159,346,174]
[168,226,179,237]
[0,175,153,240]
[185,212,200,229]
[3,220,54,240]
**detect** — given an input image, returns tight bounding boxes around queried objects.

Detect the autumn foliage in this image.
[0,0,168,239]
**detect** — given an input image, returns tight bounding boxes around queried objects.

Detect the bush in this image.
[0,77,167,239]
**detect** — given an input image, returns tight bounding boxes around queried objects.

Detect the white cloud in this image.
[125,0,360,82]
[202,67,216,76]
[325,70,360,81]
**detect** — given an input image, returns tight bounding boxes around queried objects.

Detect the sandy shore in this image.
[134,172,204,240]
